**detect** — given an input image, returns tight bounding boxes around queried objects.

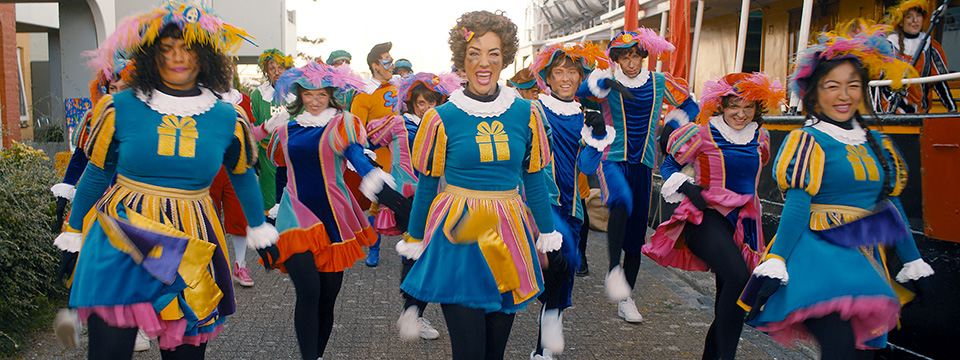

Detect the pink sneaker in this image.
[233,262,254,287]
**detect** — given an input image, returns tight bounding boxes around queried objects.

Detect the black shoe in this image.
[576,261,589,277]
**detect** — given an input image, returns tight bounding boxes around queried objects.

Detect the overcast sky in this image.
[287,0,529,78]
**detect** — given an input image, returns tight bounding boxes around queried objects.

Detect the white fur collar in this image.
[258,82,275,100]
[362,78,382,95]
[804,117,866,145]
[538,93,581,116]
[709,116,758,145]
[218,89,242,105]
[447,88,517,118]
[614,66,650,88]
[404,113,422,126]
[135,87,218,117]
[295,108,337,127]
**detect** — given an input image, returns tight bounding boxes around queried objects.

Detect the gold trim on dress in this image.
[116,175,209,200]
[443,185,519,200]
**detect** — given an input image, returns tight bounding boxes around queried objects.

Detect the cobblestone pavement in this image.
[16,230,813,359]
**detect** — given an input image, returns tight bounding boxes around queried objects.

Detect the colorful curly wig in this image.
[394,72,462,113]
[88,59,136,105]
[272,61,366,106]
[697,72,786,123]
[258,48,294,74]
[884,0,930,27]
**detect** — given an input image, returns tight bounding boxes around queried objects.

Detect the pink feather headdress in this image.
[273,62,366,105]
[531,42,610,95]
[394,72,462,113]
[607,29,675,58]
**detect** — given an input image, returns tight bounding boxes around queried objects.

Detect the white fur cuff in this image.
[663,109,690,128]
[896,259,935,283]
[661,172,695,204]
[51,183,76,201]
[753,258,789,285]
[245,223,279,250]
[346,149,378,173]
[536,231,563,253]
[54,231,83,252]
[359,168,396,202]
[395,239,424,260]
[586,69,612,98]
[580,125,616,152]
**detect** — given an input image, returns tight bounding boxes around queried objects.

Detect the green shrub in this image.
[0,141,66,355]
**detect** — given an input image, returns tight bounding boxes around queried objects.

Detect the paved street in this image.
[17,230,813,359]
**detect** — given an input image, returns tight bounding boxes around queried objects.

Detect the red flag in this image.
[668,0,690,80]
[624,0,638,32]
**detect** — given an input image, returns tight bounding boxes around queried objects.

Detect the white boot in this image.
[53,309,80,348]
[617,298,644,323]
[417,317,440,340]
[134,329,151,351]
[397,306,419,341]
[540,308,564,354]
[605,265,631,302]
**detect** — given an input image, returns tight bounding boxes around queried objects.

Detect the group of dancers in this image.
[49,1,945,359]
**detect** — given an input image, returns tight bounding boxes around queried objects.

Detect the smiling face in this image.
[464,32,503,96]
[816,61,862,122]
[615,50,644,78]
[903,9,924,35]
[157,37,199,90]
[721,96,757,131]
[545,58,582,101]
[301,88,331,116]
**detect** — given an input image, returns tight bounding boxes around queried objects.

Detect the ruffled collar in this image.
[447,88,517,118]
[804,117,866,145]
[614,66,650,88]
[709,116,758,145]
[362,78,382,94]
[218,89,243,105]
[258,82,275,100]
[538,93,581,116]
[136,87,218,117]
[295,108,337,127]
[404,113,421,126]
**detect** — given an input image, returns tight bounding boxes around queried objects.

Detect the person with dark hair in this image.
[642,72,784,360]
[507,67,541,100]
[250,48,295,219]
[743,20,934,359]
[397,10,561,360]
[52,3,277,359]
[527,42,613,360]
[265,60,408,360]
[394,58,413,77]
[350,41,399,267]
[371,71,460,341]
[576,29,700,323]
[883,0,956,113]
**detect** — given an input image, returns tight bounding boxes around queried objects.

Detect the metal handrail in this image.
[869,72,960,86]
[763,113,959,126]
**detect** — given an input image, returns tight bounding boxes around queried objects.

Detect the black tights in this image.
[401,257,428,316]
[804,313,857,359]
[606,207,643,289]
[87,314,206,360]
[285,251,344,360]
[441,304,515,360]
[684,209,750,360]
[578,198,590,270]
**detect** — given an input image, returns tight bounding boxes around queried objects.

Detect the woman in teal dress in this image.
[744,20,934,359]
[397,10,562,360]
[54,3,275,359]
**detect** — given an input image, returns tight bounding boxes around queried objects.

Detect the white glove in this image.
[267,204,279,219]
[753,257,789,285]
[896,259,934,283]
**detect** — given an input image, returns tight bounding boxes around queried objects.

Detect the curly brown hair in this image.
[132,24,232,97]
[449,11,518,70]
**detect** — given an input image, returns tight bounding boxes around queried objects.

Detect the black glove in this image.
[54,197,68,233]
[377,187,412,232]
[678,182,708,210]
[744,276,782,322]
[910,276,934,306]
[659,123,676,155]
[603,78,636,102]
[59,250,79,281]
[257,244,281,270]
[584,110,606,137]
[545,250,569,275]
